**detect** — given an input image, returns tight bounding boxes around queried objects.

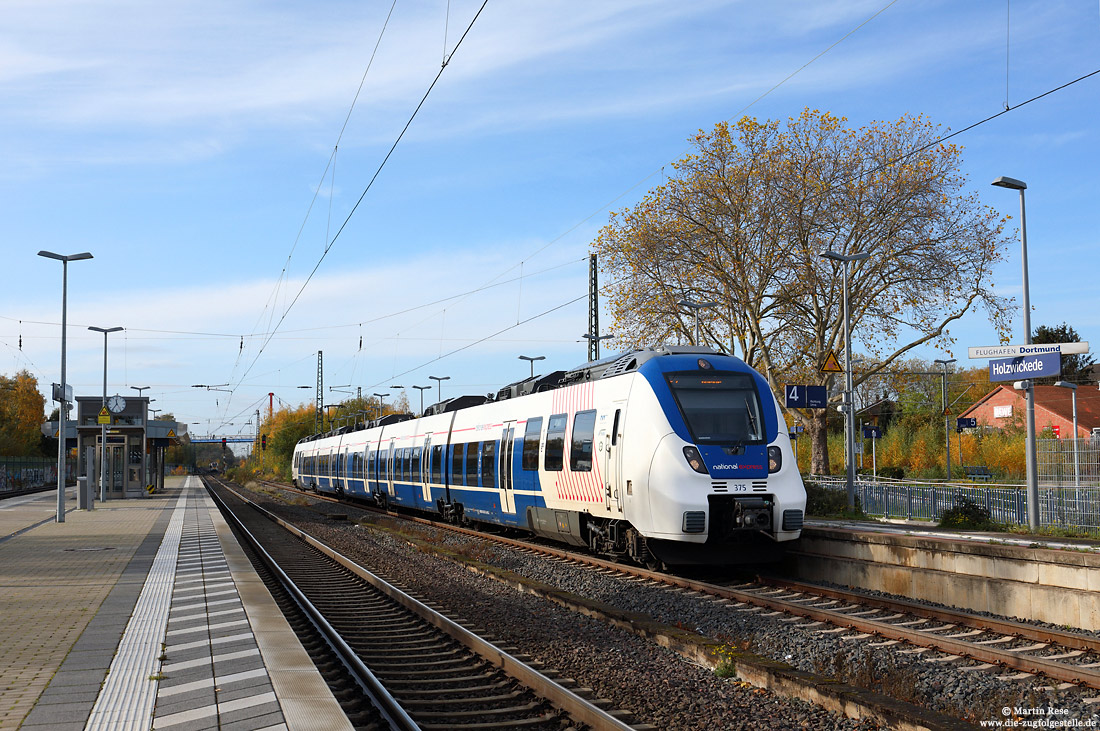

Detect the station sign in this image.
[968,342,1088,359]
[784,385,828,409]
[956,417,978,430]
[862,426,882,439]
[989,352,1061,383]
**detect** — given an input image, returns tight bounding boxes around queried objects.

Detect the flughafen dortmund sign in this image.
[967,342,1089,384]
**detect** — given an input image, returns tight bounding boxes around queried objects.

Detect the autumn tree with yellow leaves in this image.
[594,109,1014,473]
[0,370,48,456]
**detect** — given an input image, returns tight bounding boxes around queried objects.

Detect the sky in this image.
[2,0,1099,440]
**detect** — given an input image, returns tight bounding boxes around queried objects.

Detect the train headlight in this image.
[767,445,782,473]
[682,446,709,474]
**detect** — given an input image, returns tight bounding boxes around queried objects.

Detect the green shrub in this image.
[806,483,866,519]
[938,495,998,531]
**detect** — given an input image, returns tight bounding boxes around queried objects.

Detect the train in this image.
[292,345,805,566]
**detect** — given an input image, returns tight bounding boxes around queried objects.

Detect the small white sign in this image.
[994,405,1013,419]
[968,342,1088,359]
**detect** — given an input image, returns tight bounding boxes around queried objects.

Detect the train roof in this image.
[294,345,736,445]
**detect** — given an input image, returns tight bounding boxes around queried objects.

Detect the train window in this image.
[402,448,411,481]
[465,442,479,486]
[412,447,422,482]
[522,417,542,471]
[431,445,443,483]
[570,410,596,472]
[481,441,496,488]
[381,452,389,480]
[368,450,375,479]
[544,413,567,472]
[611,409,621,446]
[666,372,765,445]
[451,445,463,485]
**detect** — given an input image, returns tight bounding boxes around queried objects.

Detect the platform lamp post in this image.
[149,408,161,418]
[429,375,450,404]
[676,299,719,346]
[1054,381,1080,489]
[39,250,93,523]
[372,393,389,420]
[992,175,1039,531]
[934,358,956,482]
[581,334,612,361]
[820,249,869,510]
[89,326,123,504]
[519,355,545,378]
[412,385,431,415]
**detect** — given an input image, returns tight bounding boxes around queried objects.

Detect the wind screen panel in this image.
[522,417,543,471]
[544,413,567,472]
[570,410,596,472]
[665,372,765,445]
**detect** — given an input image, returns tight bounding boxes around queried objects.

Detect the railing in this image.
[0,457,76,493]
[807,474,1100,533]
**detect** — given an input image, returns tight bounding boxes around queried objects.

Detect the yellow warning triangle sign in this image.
[821,352,843,373]
[99,406,110,417]
[167,430,176,438]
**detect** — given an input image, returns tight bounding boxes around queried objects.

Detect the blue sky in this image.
[2,0,1098,439]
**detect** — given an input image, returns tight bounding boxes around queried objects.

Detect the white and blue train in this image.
[292,346,805,565]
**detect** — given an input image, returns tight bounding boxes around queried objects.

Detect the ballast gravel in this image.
[232,484,1100,727]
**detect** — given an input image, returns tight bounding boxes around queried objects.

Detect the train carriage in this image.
[293,346,805,565]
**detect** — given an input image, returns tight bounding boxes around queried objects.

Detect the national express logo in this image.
[712,464,763,471]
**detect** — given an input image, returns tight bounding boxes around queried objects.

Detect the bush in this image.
[938,494,998,531]
[806,483,865,519]
[876,466,905,479]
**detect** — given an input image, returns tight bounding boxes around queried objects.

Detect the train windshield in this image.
[665,372,765,445]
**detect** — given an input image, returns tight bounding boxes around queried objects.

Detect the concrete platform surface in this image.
[0,475,350,731]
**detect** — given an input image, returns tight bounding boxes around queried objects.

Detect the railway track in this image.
[253,478,1100,697]
[205,476,645,731]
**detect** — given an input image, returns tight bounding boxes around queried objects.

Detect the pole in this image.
[872,435,877,480]
[1018,189,1039,530]
[859,419,864,470]
[1071,389,1080,489]
[100,332,107,504]
[842,260,856,509]
[942,367,951,482]
[57,260,68,523]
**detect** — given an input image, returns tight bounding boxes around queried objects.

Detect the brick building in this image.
[959,384,1100,439]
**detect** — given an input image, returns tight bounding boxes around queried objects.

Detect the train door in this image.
[498,424,516,514]
[386,439,396,497]
[600,406,624,514]
[421,436,432,504]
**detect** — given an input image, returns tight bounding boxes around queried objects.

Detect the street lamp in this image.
[992,175,1039,530]
[581,334,613,361]
[519,355,545,378]
[373,393,389,420]
[429,375,450,403]
[131,385,150,398]
[412,385,431,415]
[39,249,93,523]
[1054,381,1080,489]
[820,248,870,509]
[89,326,123,504]
[149,408,161,419]
[934,358,957,482]
[677,299,719,345]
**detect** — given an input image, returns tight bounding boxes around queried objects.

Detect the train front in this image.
[632,352,805,565]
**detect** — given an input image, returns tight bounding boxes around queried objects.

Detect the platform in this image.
[0,475,350,731]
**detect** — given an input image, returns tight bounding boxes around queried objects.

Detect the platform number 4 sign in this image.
[785,385,807,408]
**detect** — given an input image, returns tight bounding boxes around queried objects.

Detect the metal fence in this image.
[1037,437,1100,488]
[0,457,75,493]
[808,474,1100,533]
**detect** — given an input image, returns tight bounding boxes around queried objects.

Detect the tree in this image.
[0,371,48,456]
[595,109,1014,473]
[1032,323,1095,384]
